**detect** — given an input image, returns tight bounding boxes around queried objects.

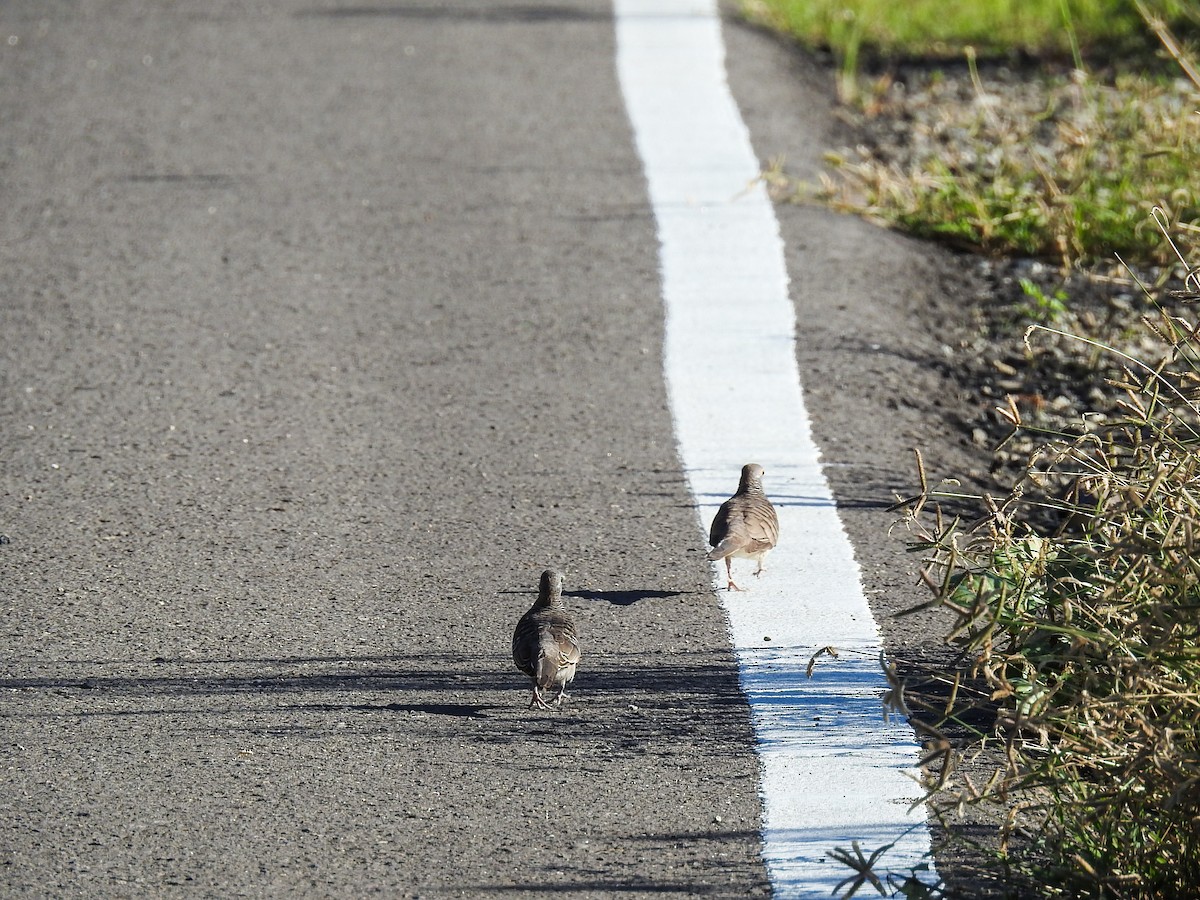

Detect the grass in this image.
[894,271,1200,897]
[816,67,1200,268]
[744,0,1176,64]
[749,0,1200,270]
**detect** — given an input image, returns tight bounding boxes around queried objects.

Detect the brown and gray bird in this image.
[707,463,779,591]
[512,569,582,710]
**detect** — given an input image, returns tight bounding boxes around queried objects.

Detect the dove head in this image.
[739,463,766,492]
[537,569,564,605]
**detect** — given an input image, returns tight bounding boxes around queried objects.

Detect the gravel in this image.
[831,60,1200,485]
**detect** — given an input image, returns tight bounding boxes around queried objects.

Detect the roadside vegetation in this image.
[817,68,1200,268]
[748,0,1200,271]
[900,293,1200,899]
[745,1,1200,897]
[745,0,1157,61]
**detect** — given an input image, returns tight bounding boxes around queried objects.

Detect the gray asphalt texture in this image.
[2,1,982,897]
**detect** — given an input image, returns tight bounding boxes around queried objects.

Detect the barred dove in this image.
[707,463,779,591]
[512,569,582,710]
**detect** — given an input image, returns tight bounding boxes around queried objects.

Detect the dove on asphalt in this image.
[512,569,582,710]
[706,463,779,591]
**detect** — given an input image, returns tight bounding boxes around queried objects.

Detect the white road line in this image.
[613,1,936,895]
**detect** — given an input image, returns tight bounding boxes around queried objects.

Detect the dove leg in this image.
[725,557,745,592]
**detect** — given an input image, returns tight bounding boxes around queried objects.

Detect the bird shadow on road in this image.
[0,660,496,691]
[495,588,699,606]
[565,588,690,606]
[0,649,757,744]
[290,699,506,719]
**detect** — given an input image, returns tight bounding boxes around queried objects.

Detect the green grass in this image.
[745,0,1185,64]
[816,69,1200,267]
[750,0,1200,269]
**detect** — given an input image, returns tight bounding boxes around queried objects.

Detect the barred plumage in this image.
[512,569,582,710]
[706,463,779,591]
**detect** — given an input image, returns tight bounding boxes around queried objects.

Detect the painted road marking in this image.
[613,0,936,895]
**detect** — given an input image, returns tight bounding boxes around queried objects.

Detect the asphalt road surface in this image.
[2,1,979,897]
